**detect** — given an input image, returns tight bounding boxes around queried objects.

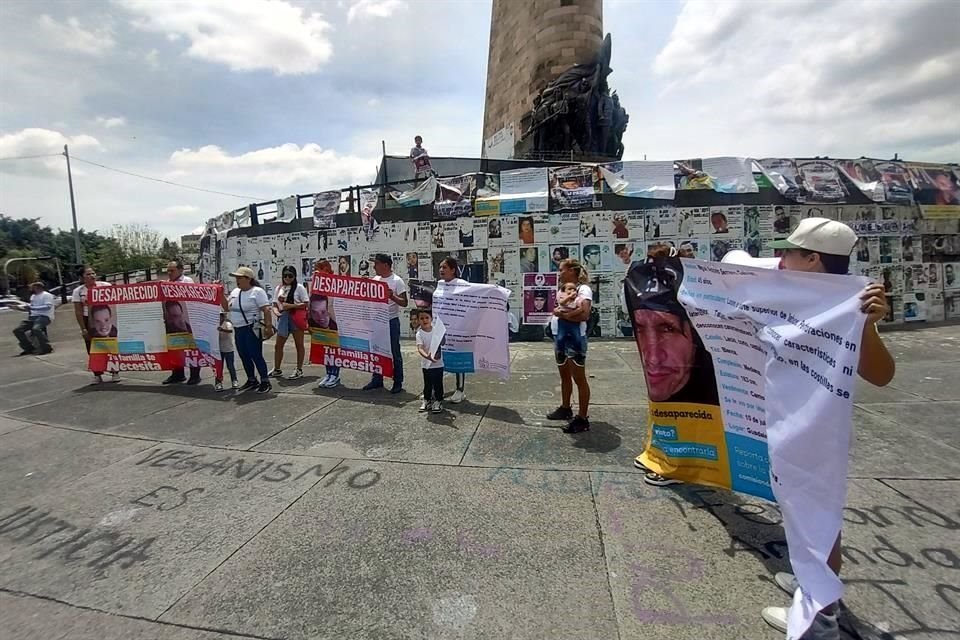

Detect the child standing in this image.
[216,313,239,391]
[554,281,586,358]
[415,309,444,413]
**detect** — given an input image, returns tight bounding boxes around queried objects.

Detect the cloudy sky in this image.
[1,0,958,241]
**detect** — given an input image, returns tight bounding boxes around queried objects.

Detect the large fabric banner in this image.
[549,165,596,211]
[432,280,511,378]
[276,195,298,223]
[598,160,675,199]
[907,162,960,218]
[493,167,549,214]
[757,158,803,201]
[434,174,476,219]
[87,282,223,373]
[387,176,437,208]
[795,159,847,203]
[312,190,340,229]
[835,159,912,204]
[700,157,759,194]
[626,256,867,640]
[308,273,393,377]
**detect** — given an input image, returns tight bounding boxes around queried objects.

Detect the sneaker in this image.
[186,375,200,385]
[362,379,384,391]
[17,349,35,357]
[761,606,789,633]
[91,374,104,385]
[774,572,799,596]
[215,381,224,392]
[268,368,283,378]
[318,374,332,388]
[389,384,403,394]
[431,401,442,413]
[450,390,465,404]
[256,381,272,394]
[162,374,186,385]
[643,472,683,487]
[326,375,341,388]
[418,399,429,412]
[38,346,53,355]
[546,406,573,421]
[563,415,590,433]
[239,379,258,391]
[231,379,240,390]
[287,368,303,380]
[109,372,121,383]
[633,457,651,472]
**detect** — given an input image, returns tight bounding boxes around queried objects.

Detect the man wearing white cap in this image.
[762,218,895,640]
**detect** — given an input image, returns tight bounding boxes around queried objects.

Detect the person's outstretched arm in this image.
[857,283,895,387]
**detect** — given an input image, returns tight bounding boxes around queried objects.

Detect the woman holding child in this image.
[546,258,593,433]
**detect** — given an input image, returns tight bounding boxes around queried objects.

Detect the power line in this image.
[67,155,268,201]
[0,153,61,161]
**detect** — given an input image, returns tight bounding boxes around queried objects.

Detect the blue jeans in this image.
[14,316,50,353]
[235,324,269,383]
[370,317,403,386]
[326,365,340,376]
[218,351,237,382]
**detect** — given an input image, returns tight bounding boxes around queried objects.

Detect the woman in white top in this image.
[436,256,469,403]
[546,258,593,433]
[224,266,274,394]
[269,265,309,380]
[71,266,118,384]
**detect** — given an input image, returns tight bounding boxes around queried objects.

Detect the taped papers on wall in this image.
[432,279,511,378]
[549,165,596,211]
[597,161,675,200]
[700,157,759,194]
[86,281,223,374]
[308,273,393,377]
[497,167,549,214]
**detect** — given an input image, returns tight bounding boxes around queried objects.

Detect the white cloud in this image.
[160,204,201,218]
[167,143,377,191]
[96,116,127,128]
[0,128,101,176]
[36,14,115,55]
[116,0,333,75]
[347,0,408,22]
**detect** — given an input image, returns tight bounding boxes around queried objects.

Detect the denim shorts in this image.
[276,311,292,338]
[555,333,588,366]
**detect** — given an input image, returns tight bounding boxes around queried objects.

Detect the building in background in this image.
[180,234,200,265]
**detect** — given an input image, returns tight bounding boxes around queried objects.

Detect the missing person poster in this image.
[309,273,393,377]
[87,281,223,373]
[625,256,868,640]
[432,279,511,378]
[522,272,557,325]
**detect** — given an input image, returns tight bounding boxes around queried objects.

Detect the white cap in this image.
[768,217,857,256]
[720,250,781,270]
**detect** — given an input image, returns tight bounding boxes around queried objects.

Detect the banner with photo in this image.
[522,272,557,325]
[835,159,912,204]
[906,162,960,217]
[434,173,477,219]
[795,159,847,203]
[387,176,437,208]
[597,160,675,199]
[549,165,596,211]
[359,188,379,239]
[700,157,759,194]
[482,167,549,215]
[432,279,511,378]
[312,190,341,229]
[473,173,501,216]
[87,282,223,374]
[626,256,867,640]
[757,158,803,201]
[276,195,298,223]
[308,273,393,377]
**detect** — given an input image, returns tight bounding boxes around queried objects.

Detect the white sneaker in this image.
[775,571,799,595]
[431,401,442,413]
[268,368,283,378]
[418,400,428,412]
[318,374,331,388]
[450,389,465,404]
[327,375,340,388]
[287,368,303,380]
[215,381,224,392]
[109,372,120,383]
[761,606,788,633]
[231,379,240,390]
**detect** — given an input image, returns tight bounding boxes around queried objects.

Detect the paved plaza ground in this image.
[0,312,957,640]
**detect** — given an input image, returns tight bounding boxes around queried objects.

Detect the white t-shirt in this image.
[416,327,444,369]
[218,320,235,352]
[273,283,308,313]
[229,286,269,327]
[173,275,194,284]
[375,272,408,320]
[29,291,56,319]
[72,281,112,316]
[549,283,593,336]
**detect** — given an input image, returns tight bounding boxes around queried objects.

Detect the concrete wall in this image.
[482,0,604,155]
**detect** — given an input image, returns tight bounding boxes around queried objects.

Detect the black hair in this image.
[374,253,392,267]
[797,250,850,275]
[440,256,459,272]
[282,265,297,303]
[534,289,548,299]
[417,307,433,317]
[91,304,112,317]
[169,259,184,270]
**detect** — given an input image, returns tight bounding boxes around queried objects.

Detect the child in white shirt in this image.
[415,308,444,414]
[215,313,238,391]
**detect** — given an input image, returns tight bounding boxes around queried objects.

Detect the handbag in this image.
[238,290,264,341]
[291,307,308,331]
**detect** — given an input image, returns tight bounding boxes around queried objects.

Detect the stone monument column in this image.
[482,0,604,159]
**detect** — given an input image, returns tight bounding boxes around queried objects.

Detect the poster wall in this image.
[432,279,511,378]
[308,273,393,377]
[87,282,223,373]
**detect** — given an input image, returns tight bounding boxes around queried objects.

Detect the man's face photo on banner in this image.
[624,256,718,404]
[90,305,117,338]
[163,300,192,334]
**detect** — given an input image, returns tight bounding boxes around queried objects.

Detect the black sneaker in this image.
[563,416,590,433]
[362,379,384,391]
[546,406,573,421]
[186,376,201,386]
[239,379,258,391]
[17,349,35,357]
[389,384,403,394]
[162,374,186,385]
[256,381,272,394]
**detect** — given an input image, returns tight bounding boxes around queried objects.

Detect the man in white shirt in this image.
[13,282,55,355]
[363,253,408,393]
[162,260,201,385]
[72,266,118,383]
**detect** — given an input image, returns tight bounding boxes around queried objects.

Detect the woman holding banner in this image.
[71,266,118,384]
[225,266,274,394]
[436,256,469,403]
[546,258,593,433]
[314,259,342,388]
[269,265,308,380]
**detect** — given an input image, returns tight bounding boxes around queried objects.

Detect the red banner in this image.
[89,349,219,373]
